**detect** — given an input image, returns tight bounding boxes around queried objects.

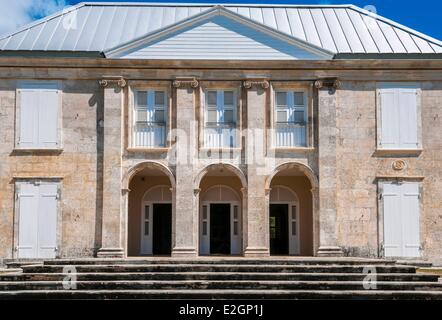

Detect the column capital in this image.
[243,79,270,89]
[314,78,342,90]
[121,188,131,195]
[193,188,201,196]
[173,77,199,89]
[99,76,127,88]
[264,188,272,196]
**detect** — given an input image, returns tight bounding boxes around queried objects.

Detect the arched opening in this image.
[127,163,174,256]
[267,163,315,256]
[196,164,246,256]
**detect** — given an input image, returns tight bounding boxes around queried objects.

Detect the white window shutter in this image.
[398,88,418,149]
[38,89,59,148]
[383,182,420,258]
[379,88,400,148]
[401,183,420,258]
[382,183,402,257]
[18,90,38,148]
[17,183,39,258]
[37,183,58,259]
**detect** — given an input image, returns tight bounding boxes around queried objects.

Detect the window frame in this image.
[376,82,422,154]
[200,83,241,150]
[128,83,171,151]
[271,83,313,150]
[15,81,63,151]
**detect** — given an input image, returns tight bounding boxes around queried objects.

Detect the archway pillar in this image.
[97,78,126,258]
[316,85,344,257]
[244,83,270,257]
[172,82,199,257]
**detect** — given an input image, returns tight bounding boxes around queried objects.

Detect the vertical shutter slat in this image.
[379,88,400,148]
[37,183,58,259]
[38,90,59,148]
[18,90,38,148]
[399,88,418,148]
[17,183,39,258]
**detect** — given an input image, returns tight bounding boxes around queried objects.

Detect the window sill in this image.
[200,147,242,152]
[127,147,169,153]
[373,148,423,157]
[271,147,314,153]
[12,148,63,155]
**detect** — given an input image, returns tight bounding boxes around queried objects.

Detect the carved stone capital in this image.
[99,76,127,88]
[314,78,342,90]
[243,79,270,89]
[193,188,201,196]
[173,77,199,89]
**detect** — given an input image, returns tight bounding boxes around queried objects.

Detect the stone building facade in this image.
[0,3,441,264]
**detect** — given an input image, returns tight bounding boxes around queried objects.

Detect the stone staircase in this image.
[0,257,441,299]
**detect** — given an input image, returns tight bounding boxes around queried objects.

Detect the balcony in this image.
[204,123,236,148]
[274,122,307,148]
[133,122,166,148]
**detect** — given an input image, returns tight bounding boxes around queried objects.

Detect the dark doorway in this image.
[270,204,289,255]
[152,203,172,255]
[210,204,231,255]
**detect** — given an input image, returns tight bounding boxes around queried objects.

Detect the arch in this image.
[195,163,247,189]
[123,161,175,190]
[270,185,299,203]
[265,162,318,190]
[201,185,241,202]
[142,185,172,203]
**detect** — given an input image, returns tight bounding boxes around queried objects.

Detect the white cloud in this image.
[0,0,67,36]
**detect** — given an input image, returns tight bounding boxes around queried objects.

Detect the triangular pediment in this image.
[106,8,332,60]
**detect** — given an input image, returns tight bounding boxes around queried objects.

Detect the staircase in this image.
[0,257,441,299]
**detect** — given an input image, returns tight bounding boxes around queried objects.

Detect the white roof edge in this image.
[349,5,442,47]
[104,5,334,59]
[0,2,85,40]
[79,2,355,8]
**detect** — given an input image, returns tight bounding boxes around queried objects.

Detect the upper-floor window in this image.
[133,90,167,148]
[204,90,237,148]
[274,90,308,147]
[16,81,61,149]
[377,83,421,150]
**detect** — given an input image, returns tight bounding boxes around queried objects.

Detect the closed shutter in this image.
[383,183,402,257]
[17,82,60,149]
[17,183,39,258]
[398,88,418,149]
[17,181,58,259]
[383,182,420,258]
[379,84,418,149]
[379,88,400,149]
[401,183,420,257]
[37,183,58,258]
[38,89,59,148]
[18,90,38,148]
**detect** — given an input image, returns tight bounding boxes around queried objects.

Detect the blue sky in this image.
[1,0,441,41]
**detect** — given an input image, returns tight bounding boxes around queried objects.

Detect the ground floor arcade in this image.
[123,161,315,257]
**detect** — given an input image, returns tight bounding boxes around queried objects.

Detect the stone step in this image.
[0,272,436,282]
[0,289,441,300]
[1,280,441,291]
[42,258,397,266]
[21,264,417,274]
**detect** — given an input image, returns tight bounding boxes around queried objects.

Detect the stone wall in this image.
[336,81,442,264]
[0,80,102,258]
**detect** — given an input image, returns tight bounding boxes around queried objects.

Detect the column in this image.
[97,77,126,258]
[172,77,199,257]
[316,79,344,257]
[243,80,270,257]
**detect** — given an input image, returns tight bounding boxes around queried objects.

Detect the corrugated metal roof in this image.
[1,2,441,55]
